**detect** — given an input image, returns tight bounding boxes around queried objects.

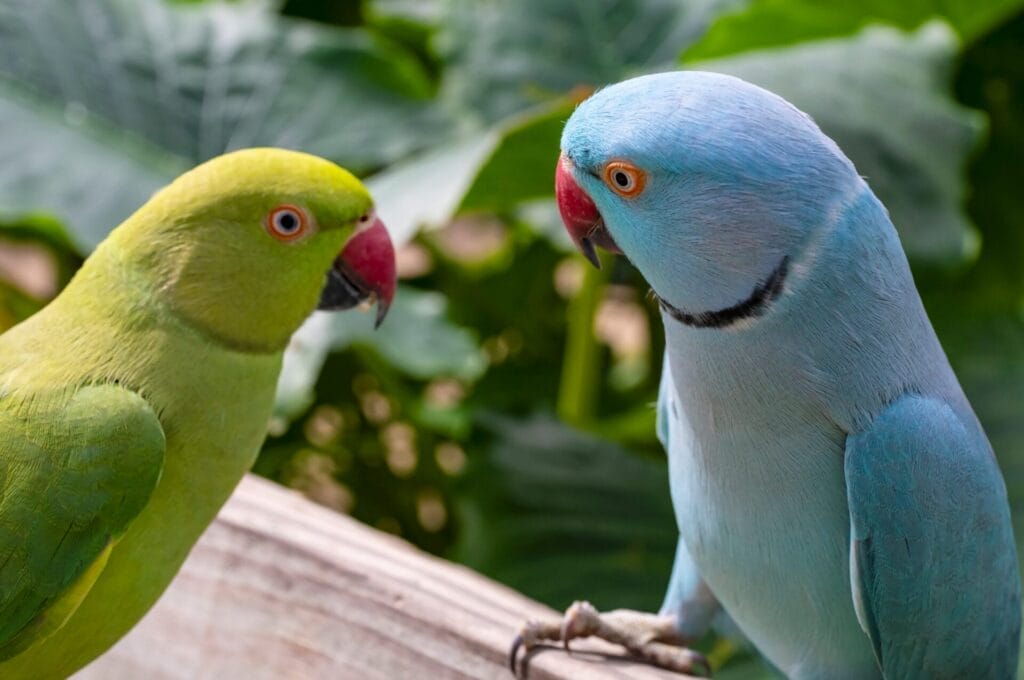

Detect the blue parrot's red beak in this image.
[556,153,621,268]
[318,214,396,328]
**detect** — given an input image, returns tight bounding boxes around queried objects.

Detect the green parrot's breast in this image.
[0,264,283,679]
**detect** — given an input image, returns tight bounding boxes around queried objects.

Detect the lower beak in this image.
[555,153,621,269]
[318,215,396,328]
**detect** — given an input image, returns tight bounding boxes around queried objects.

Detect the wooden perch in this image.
[75,474,689,680]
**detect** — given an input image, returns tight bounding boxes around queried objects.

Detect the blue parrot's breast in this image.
[658,188,973,678]
[663,324,880,678]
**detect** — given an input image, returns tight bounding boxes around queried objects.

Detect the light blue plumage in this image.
[516,71,1020,679]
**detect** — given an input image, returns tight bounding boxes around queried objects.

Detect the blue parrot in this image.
[511,71,1020,679]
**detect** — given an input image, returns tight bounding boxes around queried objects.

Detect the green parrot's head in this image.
[111,148,396,352]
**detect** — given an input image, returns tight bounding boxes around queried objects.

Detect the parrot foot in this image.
[509,600,710,677]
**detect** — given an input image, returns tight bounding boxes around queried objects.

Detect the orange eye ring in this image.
[266,205,309,242]
[602,161,646,198]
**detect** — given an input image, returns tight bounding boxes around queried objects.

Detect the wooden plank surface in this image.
[76,474,688,680]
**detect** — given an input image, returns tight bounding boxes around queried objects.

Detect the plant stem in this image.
[557,254,608,426]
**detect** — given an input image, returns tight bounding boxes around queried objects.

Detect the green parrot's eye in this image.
[266,205,309,242]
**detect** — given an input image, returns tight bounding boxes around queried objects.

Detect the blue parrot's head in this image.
[557,71,861,325]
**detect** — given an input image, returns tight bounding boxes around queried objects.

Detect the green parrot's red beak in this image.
[318,214,396,328]
[556,153,621,268]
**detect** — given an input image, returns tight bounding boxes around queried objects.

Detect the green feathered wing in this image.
[0,384,165,660]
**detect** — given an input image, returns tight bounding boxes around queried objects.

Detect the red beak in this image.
[555,153,621,268]
[318,215,396,328]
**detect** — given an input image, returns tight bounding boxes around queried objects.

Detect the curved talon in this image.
[510,604,705,677]
[509,632,525,675]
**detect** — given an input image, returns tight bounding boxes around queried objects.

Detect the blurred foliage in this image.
[692,22,985,262]
[683,0,1024,60]
[1,0,1024,676]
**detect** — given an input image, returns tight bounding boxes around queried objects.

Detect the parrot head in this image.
[556,71,860,327]
[110,148,396,351]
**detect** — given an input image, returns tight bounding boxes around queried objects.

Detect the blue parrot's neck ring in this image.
[657,256,790,329]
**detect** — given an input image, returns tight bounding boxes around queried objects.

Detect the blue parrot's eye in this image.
[266,205,309,242]
[602,161,646,198]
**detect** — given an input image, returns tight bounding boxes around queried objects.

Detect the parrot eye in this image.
[266,205,309,242]
[602,161,646,198]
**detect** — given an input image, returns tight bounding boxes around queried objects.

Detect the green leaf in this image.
[453,412,676,611]
[366,132,499,245]
[0,91,185,252]
[367,0,444,27]
[0,214,83,290]
[437,0,742,123]
[366,99,574,243]
[684,0,1024,62]
[274,285,485,424]
[459,101,575,212]
[927,314,1024,563]
[693,22,985,264]
[0,0,448,252]
[0,214,78,258]
[949,12,1024,308]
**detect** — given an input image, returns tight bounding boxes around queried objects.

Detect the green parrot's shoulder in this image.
[0,382,165,660]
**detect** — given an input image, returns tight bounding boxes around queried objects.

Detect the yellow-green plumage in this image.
[0,148,375,678]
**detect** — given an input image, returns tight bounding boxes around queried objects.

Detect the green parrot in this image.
[0,148,397,678]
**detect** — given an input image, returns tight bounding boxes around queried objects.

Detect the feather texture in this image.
[561,71,1020,678]
[0,148,378,678]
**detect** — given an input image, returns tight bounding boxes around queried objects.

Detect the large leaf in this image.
[0,90,183,252]
[367,99,574,244]
[426,3,986,265]
[684,0,1024,62]
[458,101,575,212]
[941,317,1024,551]
[436,0,743,123]
[368,0,444,27]
[0,0,448,251]
[453,413,677,611]
[365,132,499,245]
[950,10,1024,308]
[694,22,985,264]
[274,285,485,424]
[927,12,1024,570]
